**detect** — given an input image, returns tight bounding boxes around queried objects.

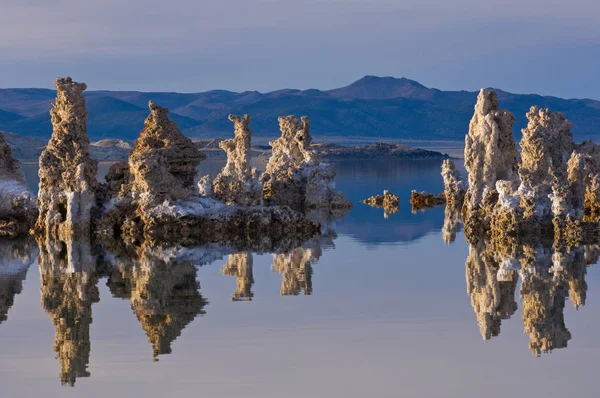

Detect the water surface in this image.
[2,159,599,398]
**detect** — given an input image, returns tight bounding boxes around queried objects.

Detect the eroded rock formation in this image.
[212,115,262,206]
[0,131,36,236]
[462,89,518,234]
[35,78,98,240]
[441,159,466,208]
[261,115,351,211]
[361,190,400,218]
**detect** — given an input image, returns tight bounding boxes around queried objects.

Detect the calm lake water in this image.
[2,159,599,398]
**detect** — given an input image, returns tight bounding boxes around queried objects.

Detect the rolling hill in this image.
[1,76,599,142]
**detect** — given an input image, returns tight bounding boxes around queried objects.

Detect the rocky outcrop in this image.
[462,89,518,233]
[441,159,466,208]
[212,115,262,206]
[261,115,351,211]
[34,78,98,240]
[0,131,36,236]
[409,190,445,212]
[361,190,399,218]
[98,106,320,247]
[128,101,206,207]
[518,107,578,229]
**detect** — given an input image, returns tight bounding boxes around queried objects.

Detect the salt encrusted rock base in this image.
[97,196,320,248]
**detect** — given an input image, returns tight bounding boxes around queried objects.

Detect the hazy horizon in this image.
[1,0,598,99]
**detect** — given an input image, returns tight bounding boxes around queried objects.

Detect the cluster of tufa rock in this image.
[0,131,37,236]
[441,88,600,246]
[23,78,355,247]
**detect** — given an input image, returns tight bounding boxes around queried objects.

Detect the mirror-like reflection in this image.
[0,238,37,324]
[106,247,208,361]
[37,237,99,386]
[464,237,595,356]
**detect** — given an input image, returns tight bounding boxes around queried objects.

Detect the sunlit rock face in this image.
[105,246,207,361]
[361,190,400,218]
[128,101,206,207]
[0,131,37,236]
[212,115,262,206]
[518,106,579,230]
[221,252,254,301]
[0,238,37,323]
[261,115,351,211]
[38,237,99,386]
[441,159,466,208]
[34,78,98,240]
[463,89,518,234]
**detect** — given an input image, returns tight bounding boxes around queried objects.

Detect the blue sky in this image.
[1,0,598,98]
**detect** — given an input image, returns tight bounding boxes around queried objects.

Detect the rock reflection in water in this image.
[221,252,254,301]
[106,247,208,361]
[464,238,595,356]
[38,237,99,386]
[0,238,37,324]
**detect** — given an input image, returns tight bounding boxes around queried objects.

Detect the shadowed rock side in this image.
[210,115,262,206]
[38,237,99,386]
[261,115,352,211]
[98,104,320,246]
[221,252,254,301]
[361,190,400,218]
[34,78,98,241]
[462,89,519,236]
[105,246,207,361]
[0,238,37,323]
[409,190,445,212]
[0,131,37,236]
[462,237,592,355]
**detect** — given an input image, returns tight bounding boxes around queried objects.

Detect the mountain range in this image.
[1,75,599,142]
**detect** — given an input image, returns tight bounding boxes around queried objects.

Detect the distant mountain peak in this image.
[327,75,435,100]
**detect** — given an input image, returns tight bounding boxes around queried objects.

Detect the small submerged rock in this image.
[361,190,399,218]
[409,190,445,212]
[0,131,37,236]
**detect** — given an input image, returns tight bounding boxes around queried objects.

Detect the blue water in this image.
[1,159,599,398]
